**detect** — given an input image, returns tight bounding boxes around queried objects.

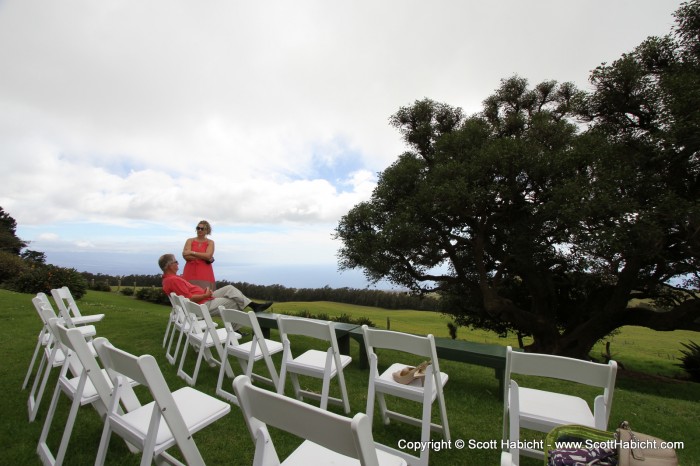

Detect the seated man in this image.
[159,253,272,315]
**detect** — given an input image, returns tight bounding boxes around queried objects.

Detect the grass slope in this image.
[3,289,699,465]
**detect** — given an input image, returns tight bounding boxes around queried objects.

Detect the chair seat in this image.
[288,349,352,377]
[375,362,448,401]
[230,339,284,360]
[61,369,135,404]
[190,328,231,347]
[116,387,230,447]
[518,387,595,429]
[282,440,407,466]
[71,314,105,325]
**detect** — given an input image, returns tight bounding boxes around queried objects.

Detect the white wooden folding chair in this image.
[502,346,617,463]
[93,337,231,466]
[362,325,450,466]
[177,299,235,386]
[50,286,105,327]
[37,320,140,466]
[23,295,53,391]
[164,293,191,364]
[23,293,100,392]
[27,295,97,422]
[215,307,283,404]
[163,292,181,347]
[233,375,407,466]
[277,316,352,414]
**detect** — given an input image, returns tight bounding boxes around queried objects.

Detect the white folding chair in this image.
[50,286,105,327]
[502,346,617,463]
[22,296,53,391]
[362,325,450,466]
[215,307,283,404]
[277,316,352,414]
[177,299,235,386]
[164,293,190,364]
[37,320,140,466]
[233,375,407,466]
[163,292,181,347]
[27,295,97,422]
[93,337,231,466]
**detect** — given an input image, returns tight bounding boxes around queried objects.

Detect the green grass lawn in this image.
[3,289,699,465]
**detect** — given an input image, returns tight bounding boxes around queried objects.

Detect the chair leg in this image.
[94,419,112,466]
[29,351,56,422]
[23,334,44,390]
[165,326,184,365]
[289,372,303,402]
[377,392,390,425]
[335,363,350,414]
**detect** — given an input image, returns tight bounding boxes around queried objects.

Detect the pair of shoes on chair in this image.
[392,360,431,385]
[248,301,273,313]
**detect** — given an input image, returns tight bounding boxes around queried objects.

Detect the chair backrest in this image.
[505,346,617,424]
[362,325,438,360]
[183,299,221,344]
[32,297,83,374]
[51,286,82,320]
[168,292,186,322]
[34,293,59,323]
[93,337,206,465]
[49,319,139,413]
[219,307,268,348]
[277,316,337,344]
[233,375,382,466]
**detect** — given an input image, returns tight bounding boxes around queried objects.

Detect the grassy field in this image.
[3,289,699,465]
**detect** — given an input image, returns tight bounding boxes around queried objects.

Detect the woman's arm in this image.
[182,238,196,261]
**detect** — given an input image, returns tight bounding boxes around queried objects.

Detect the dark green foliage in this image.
[678,340,700,382]
[0,206,26,255]
[135,286,169,305]
[335,2,700,358]
[120,287,134,296]
[0,250,27,284]
[8,264,88,298]
[88,280,112,292]
[289,309,375,327]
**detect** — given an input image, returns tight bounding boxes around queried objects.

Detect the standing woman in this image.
[182,220,216,290]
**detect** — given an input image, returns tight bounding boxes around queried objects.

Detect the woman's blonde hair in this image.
[197,220,212,235]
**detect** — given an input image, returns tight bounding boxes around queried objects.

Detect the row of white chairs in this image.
[25,287,617,465]
[24,288,105,422]
[162,293,450,466]
[25,291,408,465]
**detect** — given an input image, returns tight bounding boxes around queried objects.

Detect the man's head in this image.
[158,253,178,272]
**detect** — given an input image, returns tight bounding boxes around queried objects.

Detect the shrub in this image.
[135,286,169,306]
[0,251,27,284]
[353,316,376,328]
[678,340,700,383]
[120,287,134,296]
[9,264,88,298]
[89,281,112,292]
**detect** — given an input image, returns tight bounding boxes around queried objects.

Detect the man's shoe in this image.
[249,301,273,313]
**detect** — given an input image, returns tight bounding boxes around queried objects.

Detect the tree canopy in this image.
[335,1,700,358]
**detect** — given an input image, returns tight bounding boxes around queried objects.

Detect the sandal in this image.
[392,360,431,385]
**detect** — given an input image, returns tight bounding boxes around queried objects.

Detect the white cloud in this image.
[0,0,682,286]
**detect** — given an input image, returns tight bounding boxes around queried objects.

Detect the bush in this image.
[135,286,169,306]
[120,287,134,296]
[89,280,112,292]
[8,264,88,298]
[0,251,27,284]
[678,340,700,382]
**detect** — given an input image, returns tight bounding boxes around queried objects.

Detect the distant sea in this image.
[44,251,396,290]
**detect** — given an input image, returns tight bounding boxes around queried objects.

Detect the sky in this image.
[0,0,682,289]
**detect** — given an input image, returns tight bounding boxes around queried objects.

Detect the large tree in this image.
[335,2,700,358]
[0,206,27,255]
